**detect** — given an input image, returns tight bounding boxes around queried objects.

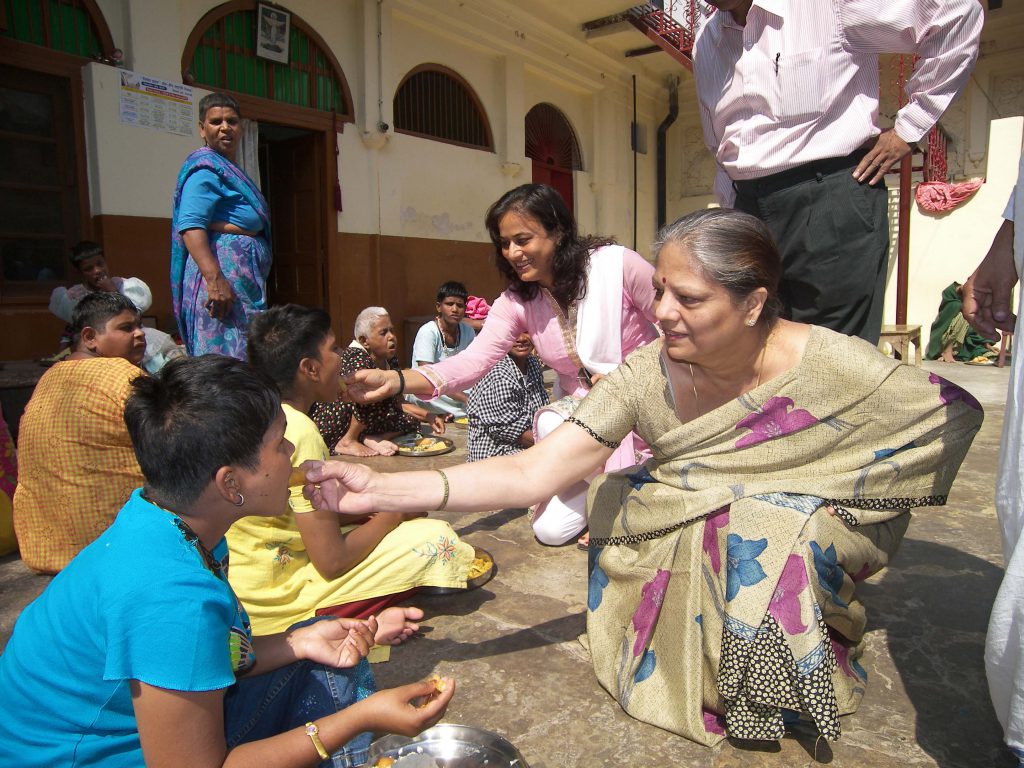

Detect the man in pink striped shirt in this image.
[693,0,983,343]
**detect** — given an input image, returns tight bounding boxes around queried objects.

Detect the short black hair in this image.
[248,304,333,396]
[197,92,242,121]
[436,281,468,303]
[69,240,103,269]
[124,355,280,510]
[70,291,139,350]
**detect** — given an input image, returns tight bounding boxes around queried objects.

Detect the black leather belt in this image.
[733,147,870,198]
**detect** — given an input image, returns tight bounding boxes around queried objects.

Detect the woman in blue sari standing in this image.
[171,93,271,359]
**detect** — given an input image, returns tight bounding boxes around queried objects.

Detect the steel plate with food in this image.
[394,435,456,457]
[450,415,469,427]
[367,724,530,768]
[420,547,495,595]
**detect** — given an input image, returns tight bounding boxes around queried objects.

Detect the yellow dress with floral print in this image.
[225,404,473,635]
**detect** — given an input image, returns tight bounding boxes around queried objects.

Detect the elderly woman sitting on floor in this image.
[308,208,982,747]
[310,307,444,457]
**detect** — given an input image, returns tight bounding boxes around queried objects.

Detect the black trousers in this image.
[733,151,889,345]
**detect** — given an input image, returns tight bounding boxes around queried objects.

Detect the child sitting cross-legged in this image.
[228,304,475,635]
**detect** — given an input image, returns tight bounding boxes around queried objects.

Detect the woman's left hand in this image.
[304,459,379,516]
[288,616,378,668]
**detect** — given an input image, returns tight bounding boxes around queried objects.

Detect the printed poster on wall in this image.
[119,71,194,136]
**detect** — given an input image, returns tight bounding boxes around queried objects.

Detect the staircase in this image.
[624,1,703,71]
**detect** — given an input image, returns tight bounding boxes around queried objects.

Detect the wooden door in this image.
[265,132,325,307]
[531,160,574,214]
[0,65,80,302]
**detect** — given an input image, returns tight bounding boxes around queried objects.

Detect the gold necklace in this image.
[688,338,768,417]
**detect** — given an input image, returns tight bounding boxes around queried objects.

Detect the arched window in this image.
[525,103,583,171]
[0,0,115,58]
[182,1,352,119]
[393,65,493,151]
[525,103,582,212]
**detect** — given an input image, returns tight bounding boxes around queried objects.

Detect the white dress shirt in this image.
[693,0,983,206]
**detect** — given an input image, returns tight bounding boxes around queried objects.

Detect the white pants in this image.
[531,409,593,545]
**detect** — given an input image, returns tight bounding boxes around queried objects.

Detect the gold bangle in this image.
[304,722,329,760]
[435,469,450,511]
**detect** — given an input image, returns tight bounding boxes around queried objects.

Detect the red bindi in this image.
[661,276,667,284]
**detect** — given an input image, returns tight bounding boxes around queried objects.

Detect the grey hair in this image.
[353,306,390,340]
[652,208,783,326]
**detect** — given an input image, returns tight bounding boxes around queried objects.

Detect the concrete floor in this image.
[0,359,1017,767]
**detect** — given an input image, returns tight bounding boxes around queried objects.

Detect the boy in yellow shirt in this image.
[226,304,473,635]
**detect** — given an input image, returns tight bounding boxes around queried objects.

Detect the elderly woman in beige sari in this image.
[302,209,982,746]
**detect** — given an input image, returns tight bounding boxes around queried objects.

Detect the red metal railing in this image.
[624,1,706,69]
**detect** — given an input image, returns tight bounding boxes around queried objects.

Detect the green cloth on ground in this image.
[925,282,997,361]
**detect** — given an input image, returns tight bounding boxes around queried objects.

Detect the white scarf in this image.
[575,245,624,376]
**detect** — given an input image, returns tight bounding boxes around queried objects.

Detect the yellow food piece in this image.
[373,758,396,768]
[288,467,309,487]
[466,556,492,580]
[415,437,435,449]
[427,673,446,693]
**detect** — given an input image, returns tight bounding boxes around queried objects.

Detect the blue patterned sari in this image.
[171,147,272,359]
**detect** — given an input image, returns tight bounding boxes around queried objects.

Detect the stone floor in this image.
[0,359,1017,767]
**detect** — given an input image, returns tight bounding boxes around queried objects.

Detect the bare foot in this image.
[334,439,377,457]
[364,437,398,456]
[371,606,424,646]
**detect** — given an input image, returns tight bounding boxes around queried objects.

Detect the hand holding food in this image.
[303,460,379,517]
[359,677,455,737]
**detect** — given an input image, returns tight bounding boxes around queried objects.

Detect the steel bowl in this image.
[366,723,529,768]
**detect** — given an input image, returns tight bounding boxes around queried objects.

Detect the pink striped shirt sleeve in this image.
[693,0,983,206]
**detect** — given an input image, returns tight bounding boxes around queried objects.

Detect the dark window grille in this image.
[1,0,103,57]
[525,102,583,171]
[394,66,493,151]
[188,7,347,114]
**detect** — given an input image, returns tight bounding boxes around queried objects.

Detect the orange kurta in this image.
[13,358,145,573]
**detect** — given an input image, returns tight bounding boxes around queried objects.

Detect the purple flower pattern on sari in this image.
[632,569,670,657]
[929,373,982,412]
[703,709,726,735]
[702,506,730,575]
[768,554,808,634]
[735,396,818,448]
[726,534,768,601]
[831,635,866,681]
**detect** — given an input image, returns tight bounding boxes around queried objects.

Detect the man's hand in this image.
[962,219,1018,337]
[852,130,912,186]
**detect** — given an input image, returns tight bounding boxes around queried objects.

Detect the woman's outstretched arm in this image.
[306,421,613,517]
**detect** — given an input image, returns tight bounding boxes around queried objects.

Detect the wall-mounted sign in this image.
[119,71,194,137]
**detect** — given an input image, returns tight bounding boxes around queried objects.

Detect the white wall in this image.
[83,63,201,217]
[78,0,681,254]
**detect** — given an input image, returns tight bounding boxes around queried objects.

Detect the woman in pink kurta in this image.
[347,184,658,545]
